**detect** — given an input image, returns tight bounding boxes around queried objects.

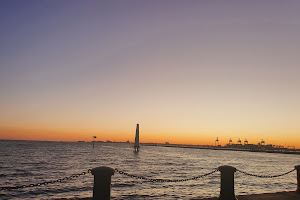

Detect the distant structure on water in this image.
[224,138,295,152]
[92,136,97,148]
[210,137,297,153]
[134,124,140,152]
[215,137,219,146]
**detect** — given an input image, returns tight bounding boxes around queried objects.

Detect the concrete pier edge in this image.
[198,191,299,200]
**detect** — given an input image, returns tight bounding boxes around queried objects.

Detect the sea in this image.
[0,140,300,200]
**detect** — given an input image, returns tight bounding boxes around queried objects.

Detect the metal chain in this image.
[115,168,219,183]
[236,168,296,178]
[0,169,92,191]
[2,167,296,191]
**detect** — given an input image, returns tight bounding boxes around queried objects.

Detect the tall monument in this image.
[134,124,140,152]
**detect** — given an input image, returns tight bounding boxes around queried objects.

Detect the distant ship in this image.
[134,124,140,152]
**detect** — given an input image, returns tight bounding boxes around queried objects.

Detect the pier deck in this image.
[200,191,300,200]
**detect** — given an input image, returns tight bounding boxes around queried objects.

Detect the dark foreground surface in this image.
[55,191,300,200]
[200,191,300,200]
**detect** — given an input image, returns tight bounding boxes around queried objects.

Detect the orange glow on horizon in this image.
[1,126,300,149]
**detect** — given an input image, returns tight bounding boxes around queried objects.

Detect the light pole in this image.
[93,136,97,148]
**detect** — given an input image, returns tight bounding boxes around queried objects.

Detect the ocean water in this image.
[0,140,299,200]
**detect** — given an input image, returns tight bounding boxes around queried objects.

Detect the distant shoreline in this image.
[143,143,300,155]
[1,139,300,155]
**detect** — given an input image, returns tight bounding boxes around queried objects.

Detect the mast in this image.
[134,124,140,152]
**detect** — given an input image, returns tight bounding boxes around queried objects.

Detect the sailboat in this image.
[134,124,140,152]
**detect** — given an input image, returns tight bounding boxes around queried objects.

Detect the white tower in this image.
[134,124,140,152]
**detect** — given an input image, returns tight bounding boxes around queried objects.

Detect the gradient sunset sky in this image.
[1,1,300,147]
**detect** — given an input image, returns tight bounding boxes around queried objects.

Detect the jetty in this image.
[143,143,300,155]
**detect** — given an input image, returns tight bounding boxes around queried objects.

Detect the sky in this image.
[0,1,300,147]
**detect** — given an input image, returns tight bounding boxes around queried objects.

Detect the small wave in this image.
[20,161,47,165]
[0,174,7,178]
[31,161,48,165]
[16,143,29,146]
[0,193,7,197]
[10,171,35,177]
[25,186,92,196]
[15,168,27,172]
[112,183,135,187]
[116,194,162,199]
[119,194,150,199]
[51,197,93,200]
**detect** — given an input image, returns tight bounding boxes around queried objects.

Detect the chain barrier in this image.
[115,168,219,183]
[0,169,92,191]
[236,168,296,178]
[1,167,297,190]
[116,167,296,182]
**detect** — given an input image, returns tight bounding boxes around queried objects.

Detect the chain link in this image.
[0,169,92,191]
[115,168,219,183]
[236,168,296,178]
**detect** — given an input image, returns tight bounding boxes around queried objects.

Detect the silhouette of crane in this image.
[237,138,242,145]
[215,137,219,146]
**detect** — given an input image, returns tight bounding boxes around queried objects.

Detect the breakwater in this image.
[143,143,300,155]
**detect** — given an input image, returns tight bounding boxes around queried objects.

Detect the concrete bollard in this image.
[296,165,300,194]
[218,165,238,200]
[92,166,115,200]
